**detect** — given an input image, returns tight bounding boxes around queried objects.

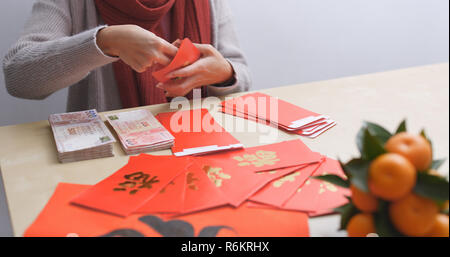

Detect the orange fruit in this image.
[346,213,376,237]
[442,201,449,212]
[368,153,417,201]
[385,132,432,171]
[389,194,439,236]
[351,184,379,212]
[426,214,449,237]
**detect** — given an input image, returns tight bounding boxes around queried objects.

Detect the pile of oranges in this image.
[347,132,449,237]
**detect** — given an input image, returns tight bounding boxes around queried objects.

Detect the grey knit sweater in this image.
[3,0,251,112]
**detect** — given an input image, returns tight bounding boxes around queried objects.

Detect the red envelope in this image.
[282,157,350,214]
[134,172,187,214]
[152,38,200,83]
[220,105,335,138]
[181,163,229,215]
[249,160,324,208]
[156,109,243,156]
[227,139,322,173]
[221,92,325,130]
[245,201,329,218]
[294,120,337,138]
[25,183,309,237]
[193,145,314,207]
[71,155,192,217]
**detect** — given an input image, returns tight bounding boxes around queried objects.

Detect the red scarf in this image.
[94,0,211,108]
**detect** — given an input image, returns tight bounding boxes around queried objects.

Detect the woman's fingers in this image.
[193,43,216,55]
[153,53,172,67]
[172,39,182,48]
[167,61,204,79]
[158,38,178,57]
[159,76,199,97]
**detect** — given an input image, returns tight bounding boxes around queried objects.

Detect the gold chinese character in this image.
[203,166,231,188]
[318,172,338,194]
[160,181,175,194]
[297,179,311,193]
[256,170,277,175]
[186,172,199,191]
[232,150,280,168]
[273,172,301,188]
[113,171,159,195]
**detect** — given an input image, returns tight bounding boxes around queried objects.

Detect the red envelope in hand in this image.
[181,163,229,215]
[156,109,243,156]
[134,172,187,215]
[71,155,192,217]
[152,38,201,83]
[25,183,309,237]
[282,157,350,214]
[250,160,324,208]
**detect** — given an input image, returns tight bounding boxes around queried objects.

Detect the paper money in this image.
[106,109,174,155]
[49,109,115,163]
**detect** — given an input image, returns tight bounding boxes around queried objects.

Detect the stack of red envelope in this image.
[220,92,336,138]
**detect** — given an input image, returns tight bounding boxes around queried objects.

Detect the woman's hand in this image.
[156,43,234,97]
[96,25,178,73]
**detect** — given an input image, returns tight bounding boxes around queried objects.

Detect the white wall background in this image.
[0,0,449,127]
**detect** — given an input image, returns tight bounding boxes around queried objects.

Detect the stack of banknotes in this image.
[106,109,174,155]
[49,109,115,163]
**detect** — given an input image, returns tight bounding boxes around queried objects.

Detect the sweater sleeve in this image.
[2,0,117,100]
[207,0,252,96]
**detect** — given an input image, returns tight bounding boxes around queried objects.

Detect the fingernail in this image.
[156,83,163,89]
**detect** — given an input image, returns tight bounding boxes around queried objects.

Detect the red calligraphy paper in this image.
[25,183,309,237]
[156,109,243,156]
[71,155,192,217]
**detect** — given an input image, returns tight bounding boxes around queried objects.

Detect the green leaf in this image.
[344,159,371,193]
[364,121,392,144]
[356,126,366,155]
[360,128,387,161]
[313,174,350,188]
[395,120,407,134]
[334,202,359,231]
[357,122,392,155]
[413,172,449,204]
[374,201,403,237]
[431,159,446,170]
[338,159,351,179]
[420,129,433,150]
[442,209,449,215]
